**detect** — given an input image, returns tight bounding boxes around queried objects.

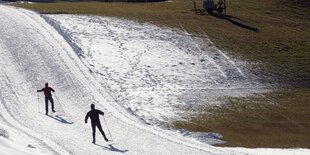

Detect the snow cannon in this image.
[203,0,215,14]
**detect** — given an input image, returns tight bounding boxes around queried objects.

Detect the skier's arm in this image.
[98,110,104,116]
[37,88,43,92]
[50,87,55,92]
[85,113,89,123]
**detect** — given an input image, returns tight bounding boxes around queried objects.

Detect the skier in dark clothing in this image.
[85,104,109,144]
[37,83,55,115]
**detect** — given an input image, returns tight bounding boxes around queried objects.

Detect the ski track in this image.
[0,5,309,155]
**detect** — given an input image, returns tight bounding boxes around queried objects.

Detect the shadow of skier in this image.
[95,144,128,153]
[47,115,73,124]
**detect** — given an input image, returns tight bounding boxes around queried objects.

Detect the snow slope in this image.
[0,5,309,155]
[0,135,46,155]
[42,14,268,128]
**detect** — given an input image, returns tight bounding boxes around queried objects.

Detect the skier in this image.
[85,104,109,144]
[37,83,55,115]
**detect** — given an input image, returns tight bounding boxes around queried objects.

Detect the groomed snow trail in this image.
[0,5,223,155]
[0,5,309,155]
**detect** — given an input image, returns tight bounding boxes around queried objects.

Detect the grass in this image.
[13,0,310,148]
[174,89,310,148]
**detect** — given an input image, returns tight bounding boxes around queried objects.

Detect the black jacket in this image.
[38,87,55,97]
[85,109,104,124]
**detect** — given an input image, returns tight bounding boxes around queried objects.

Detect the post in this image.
[224,0,227,14]
[191,0,198,13]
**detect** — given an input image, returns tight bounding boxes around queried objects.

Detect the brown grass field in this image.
[174,89,310,148]
[14,0,310,148]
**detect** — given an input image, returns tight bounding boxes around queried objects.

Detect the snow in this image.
[0,4,309,155]
[0,136,45,155]
[43,14,268,127]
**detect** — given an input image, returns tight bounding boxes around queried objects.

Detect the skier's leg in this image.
[97,123,108,141]
[50,97,55,112]
[92,123,96,143]
[45,97,48,115]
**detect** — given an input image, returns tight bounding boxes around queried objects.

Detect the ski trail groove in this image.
[198,27,246,78]
[180,25,227,79]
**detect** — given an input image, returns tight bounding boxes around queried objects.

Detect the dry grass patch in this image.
[174,89,310,148]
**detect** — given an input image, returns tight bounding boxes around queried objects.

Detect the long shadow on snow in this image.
[95,143,128,153]
[47,115,73,124]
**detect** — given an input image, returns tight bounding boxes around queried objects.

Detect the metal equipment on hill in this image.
[203,0,215,13]
[191,0,227,15]
[216,0,227,14]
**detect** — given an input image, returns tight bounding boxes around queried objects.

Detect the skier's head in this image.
[91,104,95,109]
[45,83,48,87]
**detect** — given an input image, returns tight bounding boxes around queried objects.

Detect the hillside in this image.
[7,0,310,148]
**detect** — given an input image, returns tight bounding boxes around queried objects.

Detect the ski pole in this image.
[53,93,65,114]
[103,116,113,141]
[37,92,40,113]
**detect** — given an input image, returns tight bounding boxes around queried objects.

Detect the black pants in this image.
[45,97,54,114]
[91,122,108,142]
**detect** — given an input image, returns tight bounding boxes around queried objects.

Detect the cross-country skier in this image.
[37,83,55,115]
[85,104,109,144]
